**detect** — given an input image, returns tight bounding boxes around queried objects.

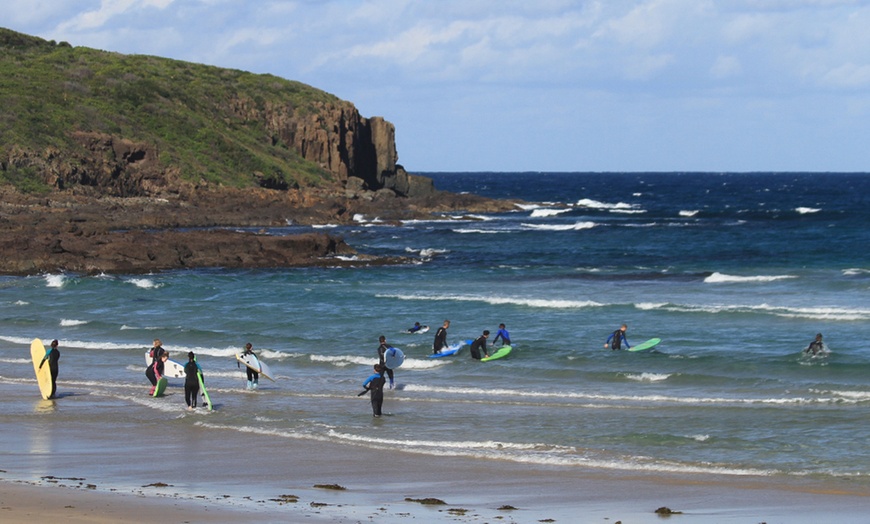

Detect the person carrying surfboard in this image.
[38,339,61,399]
[433,320,450,354]
[376,335,396,389]
[146,352,168,395]
[605,324,630,350]
[239,343,259,389]
[183,351,201,410]
[470,331,490,360]
[492,323,511,347]
[362,363,387,417]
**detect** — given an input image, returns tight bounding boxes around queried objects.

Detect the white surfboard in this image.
[144,351,186,378]
[236,353,275,381]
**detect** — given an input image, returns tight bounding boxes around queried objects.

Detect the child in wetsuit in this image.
[362,364,387,417]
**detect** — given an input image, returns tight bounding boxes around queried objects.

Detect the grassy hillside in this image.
[0,27,342,192]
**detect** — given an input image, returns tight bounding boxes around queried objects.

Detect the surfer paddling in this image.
[605,324,630,351]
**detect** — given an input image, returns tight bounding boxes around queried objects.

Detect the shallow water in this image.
[2,172,869,489]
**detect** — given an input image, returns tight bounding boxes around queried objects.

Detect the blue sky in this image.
[6,0,870,172]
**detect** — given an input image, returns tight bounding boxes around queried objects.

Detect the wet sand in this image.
[4,410,870,524]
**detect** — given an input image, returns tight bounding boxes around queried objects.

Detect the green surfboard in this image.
[481,345,512,362]
[628,338,661,352]
[195,360,212,411]
[153,377,168,397]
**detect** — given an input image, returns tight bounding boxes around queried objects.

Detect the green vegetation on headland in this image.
[0,27,344,193]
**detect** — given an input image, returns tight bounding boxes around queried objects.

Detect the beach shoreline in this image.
[4,413,870,524]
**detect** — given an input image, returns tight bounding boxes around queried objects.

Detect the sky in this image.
[5,0,870,172]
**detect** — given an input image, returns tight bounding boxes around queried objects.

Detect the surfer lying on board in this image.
[362,364,387,417]
[804,333,828,356]
[433,320,450,354]
[184,351,200,409]
[239,343,259,389]
[146,353,168,395]
[470,331,490,360]
[377,335,395,389]
[407,322,425,333]
[492,323,511,347]
[605,324,630,350]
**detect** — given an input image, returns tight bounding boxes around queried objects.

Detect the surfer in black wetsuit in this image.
[183,351,200,409]
[605,324,630,350]
[146,353,167,395]
[362,364,387,417]
[376,335,395,389]
[433,320,450,354]
[146,339,166,392]
[240,342,259,389]
[470,330,490,360]
[39,339,60,399]
[804,333,827,355]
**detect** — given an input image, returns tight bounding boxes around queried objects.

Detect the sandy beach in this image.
[4,387,870,524]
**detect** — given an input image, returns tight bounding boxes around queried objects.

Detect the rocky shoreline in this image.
[0,186,516,275]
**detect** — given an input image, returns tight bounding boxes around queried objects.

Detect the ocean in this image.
[2,172,869,495]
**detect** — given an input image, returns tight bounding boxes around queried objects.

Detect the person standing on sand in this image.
[239,343,259,389]
[377,335,395,389]
[492,323,511,347]
[362,364,387,417]
[605,324,630,350]
[183,351,201,409]
[433,320,450,354]
[470,331,490,360]
[39,339,60,399]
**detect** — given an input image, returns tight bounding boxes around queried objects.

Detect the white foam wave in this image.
[14,300,29,305]
[44,274,66,288]
[795,207,821,214]
[679,210,699,217]
[0,358,31,364]
[624,373,672,382]
[529,208,571,218]
[704,272,796,283]
[575,198,635,210]
[400,384,853,406]
[452,228,507,234]
[60,319,88,327]
[521,221,596,231]
[635,302,870,321]
[309,354,443,370]
[127,278,161,289]
[843,268,870,276]
[376,293,602,309]
[610,209,646,214]
[311,224,338,229]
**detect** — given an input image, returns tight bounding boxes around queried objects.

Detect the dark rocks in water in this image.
[313,484,346,491]
[405,497,447,505]
[655,506,683,515]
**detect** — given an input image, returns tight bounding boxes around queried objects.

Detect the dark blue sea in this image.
[2,172,869,492]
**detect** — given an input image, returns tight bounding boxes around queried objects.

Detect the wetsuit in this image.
[492,328,511,347]
[47,346,60,398]
[606,329,630,350]
[377,342,395,386]
[805,340,826,355]
[184,360,200,408]
[408,324,422,333]
[362,372,386,417]
[146,360,164,394]
[433,326,448,354]
[470,335,488,360]
[241,348,259,388]
[146,344,166,386]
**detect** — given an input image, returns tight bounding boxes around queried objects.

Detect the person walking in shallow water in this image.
[804,333,828,356]
[470,330,490,360]
[433,320,450,354]
[239,342,259,389]
[39,339,60,399]
[377,335,395,389]
[605,324,630,350]
[492,323,511,347]
[183,351,200,409]
[362,364,387,417]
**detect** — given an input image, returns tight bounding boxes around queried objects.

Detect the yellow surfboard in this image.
[30,338,53,400]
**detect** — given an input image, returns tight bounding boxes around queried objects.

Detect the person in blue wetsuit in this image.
[470,330,490,360]
[492,323,511,347]
[362,364,387,417]
[376,335,395,389]
[407,322,424,333]
[605,324,630,350]
[183,351,200,410]
[433,320,450,354]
